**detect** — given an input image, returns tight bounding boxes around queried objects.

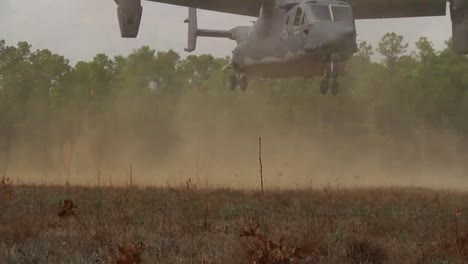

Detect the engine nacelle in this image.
[116,0,143,38]
[451,0,468,54]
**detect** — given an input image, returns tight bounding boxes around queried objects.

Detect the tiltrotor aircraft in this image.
[114,0,468,95]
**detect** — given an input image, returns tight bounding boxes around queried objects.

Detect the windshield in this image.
[331,5,353,22]
[306,4,331,21]
[305,4,353,23]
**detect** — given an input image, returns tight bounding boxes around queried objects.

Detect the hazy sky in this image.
[0,0,452,63]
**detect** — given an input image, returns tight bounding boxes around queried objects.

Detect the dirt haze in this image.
[2,90,468,190]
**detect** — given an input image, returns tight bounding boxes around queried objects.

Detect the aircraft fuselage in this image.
[232,0,357,79]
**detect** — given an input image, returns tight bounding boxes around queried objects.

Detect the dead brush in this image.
[452,208,467,257]
[0,216,36,245]
[106,242,146,264]
[57,199,77,218]
[185,177,197,193]
[345,237,388,264]
[0,176,15,201]
[456,234,468,257]
[420,233,468,263]
[442,235,468,258]
[424,208,467,257]
[56,198,94,239]
[240,223,308,264]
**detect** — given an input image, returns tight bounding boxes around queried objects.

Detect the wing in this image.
[349,0,447,19]
[146,0,263,17]
[146,0,447,19]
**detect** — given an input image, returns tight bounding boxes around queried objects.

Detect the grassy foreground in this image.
[0,181,467,263]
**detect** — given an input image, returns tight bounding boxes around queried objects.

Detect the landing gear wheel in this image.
[239,75,248,92]
[331,79,339,96]
[320,79,329,95]
[228,74,238,91]
[320,53,343,96]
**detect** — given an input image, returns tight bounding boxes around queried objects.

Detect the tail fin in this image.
[184,8,234,52]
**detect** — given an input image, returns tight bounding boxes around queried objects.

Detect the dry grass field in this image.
[0,178,467,264]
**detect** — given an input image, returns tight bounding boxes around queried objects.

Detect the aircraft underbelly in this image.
[243,54,324,79]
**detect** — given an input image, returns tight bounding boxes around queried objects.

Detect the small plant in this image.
[183,178,198,200]
[186,178,196,190]
[108,242,145,264]
[0,176,15,201]
[454,209,462,241]
[240,223,305,264]
[57,199,77,218]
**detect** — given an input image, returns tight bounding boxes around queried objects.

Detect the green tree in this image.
[0,34,468,180]
[378,32,408,69]
[414,37,436,63]
[356,41,374,61]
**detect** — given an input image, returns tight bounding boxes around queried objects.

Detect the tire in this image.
[239,75,248,92]
[228,74,237,90]
[320,80,329,95]
[331,80,339,96]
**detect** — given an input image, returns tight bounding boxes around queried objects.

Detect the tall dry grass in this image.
[0,182,467,263]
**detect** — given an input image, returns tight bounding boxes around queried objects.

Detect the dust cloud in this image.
[161,118,468,191]
[3,89,468,191]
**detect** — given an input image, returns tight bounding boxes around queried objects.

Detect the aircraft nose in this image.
[343,27,357,39]
[324,26,356,46]
[305,24,356,51]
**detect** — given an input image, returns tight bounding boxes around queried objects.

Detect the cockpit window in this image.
[307,5,331,21]
[301,14,307,25]
[331,6,352,22]
[293,7,303,26]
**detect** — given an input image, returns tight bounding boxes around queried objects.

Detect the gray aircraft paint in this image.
[114,0,467,92]
[224,0,357,78]
[181,0,356,78]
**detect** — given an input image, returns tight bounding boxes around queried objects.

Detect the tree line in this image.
[0,33,467,183]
